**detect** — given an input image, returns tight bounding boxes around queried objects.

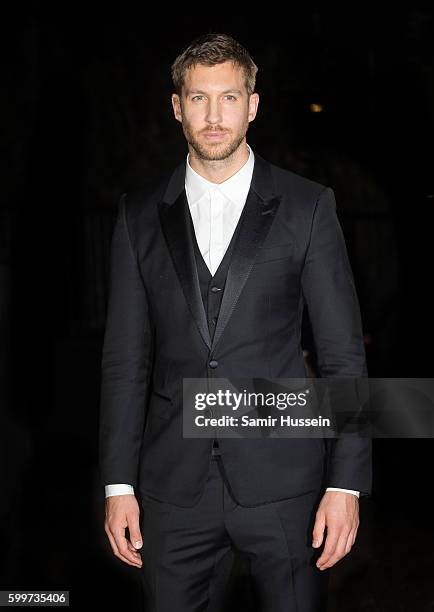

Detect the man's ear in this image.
[248,92,260,123]
[171,93,182,123]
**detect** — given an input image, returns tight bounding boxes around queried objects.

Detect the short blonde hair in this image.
[171,32,258,96]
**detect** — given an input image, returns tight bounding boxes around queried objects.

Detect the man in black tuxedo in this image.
[99,32,371,611]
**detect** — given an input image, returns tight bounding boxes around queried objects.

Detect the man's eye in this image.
[191,95,236,101]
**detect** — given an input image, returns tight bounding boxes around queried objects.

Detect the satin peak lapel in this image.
[211,188,281,352]
[159,188,212,350]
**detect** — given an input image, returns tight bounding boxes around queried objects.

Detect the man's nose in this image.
[205,100,223,124]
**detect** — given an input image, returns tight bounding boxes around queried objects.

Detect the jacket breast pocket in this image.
[254,243,294,264]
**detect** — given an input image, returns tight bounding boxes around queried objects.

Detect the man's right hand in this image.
[104,495,143,568]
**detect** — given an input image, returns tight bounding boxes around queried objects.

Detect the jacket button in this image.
[209,360,219,368]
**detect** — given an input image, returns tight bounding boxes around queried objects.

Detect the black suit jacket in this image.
[98,151,372,507]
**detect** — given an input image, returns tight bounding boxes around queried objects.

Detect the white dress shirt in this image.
[105,143,359,499]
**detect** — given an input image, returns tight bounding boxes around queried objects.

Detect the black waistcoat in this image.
[187,205,245,344]
[187,200,248,451]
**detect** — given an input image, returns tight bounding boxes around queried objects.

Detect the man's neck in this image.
[188,141,249,184]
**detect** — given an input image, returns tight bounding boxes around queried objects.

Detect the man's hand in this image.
[104,495,143,568]
[312,490,359,570]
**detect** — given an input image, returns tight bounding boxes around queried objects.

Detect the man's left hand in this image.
[312,491,359,570]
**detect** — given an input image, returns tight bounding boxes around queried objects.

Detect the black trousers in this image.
[138,454,328,611]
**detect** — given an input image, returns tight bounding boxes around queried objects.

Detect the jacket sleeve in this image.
[98,193,154,490]
[301,186,372,496]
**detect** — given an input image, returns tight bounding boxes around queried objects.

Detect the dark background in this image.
[1,6,433,611]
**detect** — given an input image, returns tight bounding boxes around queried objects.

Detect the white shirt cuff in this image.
[105,484,135,497]
[326,487,360,498]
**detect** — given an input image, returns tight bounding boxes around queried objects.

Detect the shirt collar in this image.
[185,143,255,207]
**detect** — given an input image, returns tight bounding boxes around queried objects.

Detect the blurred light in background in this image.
[309,103,324,112]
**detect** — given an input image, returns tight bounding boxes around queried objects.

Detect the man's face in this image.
[171,61,259,161]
